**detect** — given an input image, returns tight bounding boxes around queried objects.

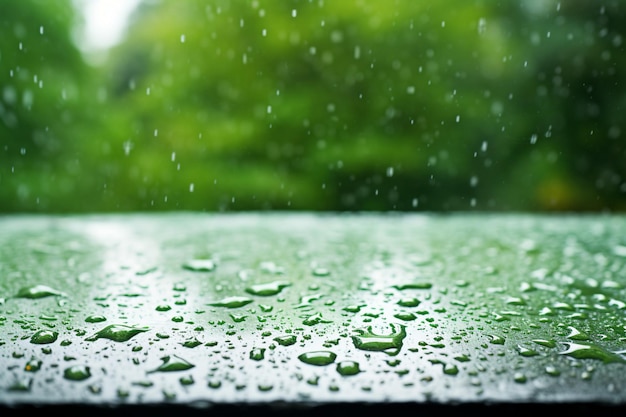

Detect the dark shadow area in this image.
[2,402,626,417]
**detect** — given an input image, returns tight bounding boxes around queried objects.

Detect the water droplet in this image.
[24,358,42,372]
[208,380,222,389]
[85,315,107,323]
[149,355,195,373]
[208,296,253,308]
[545,366,561,376]
[312,267,330,277]
[397,297,420,307]
[245,281,291,296]
[352,323,406,356]
[180,375,194,386]
[514,372,527,383]
[336,360,361,376]
[182,259,216,272]
[85,324,149,342]
[517,345,539,357]
[303,312,332,326]
[487,334,505,345]
[15,284,66,299]
[30,330,58,344]
[250,348,266,361]
[392,282,432,291]
[181,337,202,348]
[443,363,459,375]
[560,342,626,364]
[259,261,284,274]
[533,339,557,348]
[566,326,590,341]
[64,365,91,381]
[394,312,417,321]
[230,313,247,323]
[273,335,297,346]
[298,350,337,366]
[553,301,575,311]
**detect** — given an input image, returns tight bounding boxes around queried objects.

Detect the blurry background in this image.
[1,0,625,213]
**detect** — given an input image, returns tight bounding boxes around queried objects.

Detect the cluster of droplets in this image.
[4,215,626,403]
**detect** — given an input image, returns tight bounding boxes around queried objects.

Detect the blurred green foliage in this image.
[1,0,625,212]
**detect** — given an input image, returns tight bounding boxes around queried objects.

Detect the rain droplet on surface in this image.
[250,348,266,361]
[245,280,291,296]
[181,337,202,348]
[208,296,253,308]
[24,358,42,372]
[85,315,107,323]
[85,324,149,342]
[273,335,297,346]
[560,342,626,364]
[303,312,332,326]
[533,339,557,348]
[15,284,66,299]
[7,378,33,392]
[394,312,417,321]
[443,363,460,376]
[298,350,337,366]
[352,323,406,356]
[311,267,330,277]
[397,297,420,307]
[566,326,590,341]
[517,345,539,357]
[392,282,433,291]
[488,334,505,345]
[182,259,216,272]
[336,360,361,376]
[30,330,58,344]
[64,365,91,381]
[149,355,195,373]
[180,375,194,386]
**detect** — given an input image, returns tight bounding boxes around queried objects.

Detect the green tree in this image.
[3,0,625,212]
[489,1,626,211]
[103,0,509,211]
[0,0,96,211]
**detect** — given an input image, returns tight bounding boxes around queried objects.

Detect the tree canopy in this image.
[1,0,625,212]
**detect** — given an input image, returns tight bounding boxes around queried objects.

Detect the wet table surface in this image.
[1,212,626,415]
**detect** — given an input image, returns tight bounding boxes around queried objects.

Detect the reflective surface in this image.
[1,213,626,408]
